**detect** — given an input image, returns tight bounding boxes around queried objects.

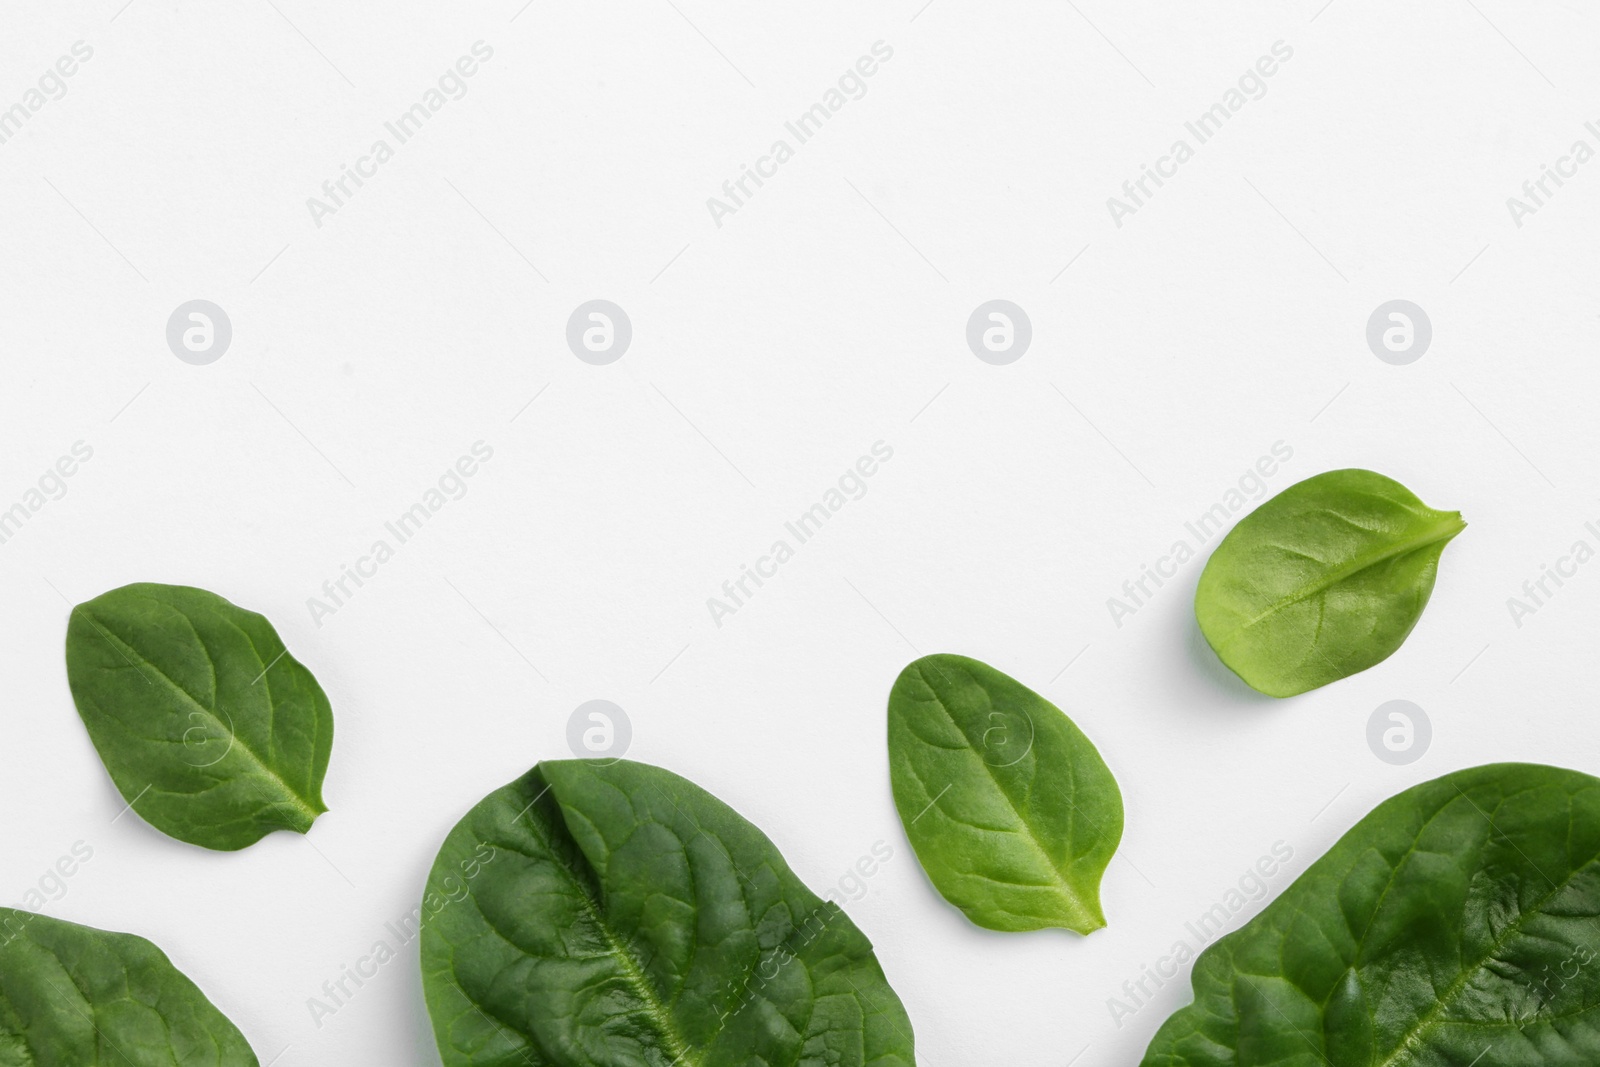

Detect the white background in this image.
[2,0,1598,1063]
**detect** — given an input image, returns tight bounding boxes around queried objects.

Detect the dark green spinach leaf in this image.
[0,907,258,1065]
[888,654,1123,934]
[65,583,333,851]
[1194,469,1464,697]
[1141,763,1600,1067]
[421,759,916,1066]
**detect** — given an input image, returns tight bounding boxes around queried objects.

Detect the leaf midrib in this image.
[1219,512,1464,649]
[910,666,1098,928]
[513,783,704,1067]
[81,611,320,822]
[1368,795,1598,1067]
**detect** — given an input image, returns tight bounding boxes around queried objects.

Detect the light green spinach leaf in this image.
[1141,762,1600,1067]
[1194,468,1464,697]
[887,654,1123,934]
[65,583,333,851]
[420,759,916,1067]
[0,907,258,1065]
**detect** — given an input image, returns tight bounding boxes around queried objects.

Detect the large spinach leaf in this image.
[420,759,916,1067]
[1194,469,1464,697]
[64,583,333,851]
[0,907,258,1065]
[887,654,1122,934]
[1141,763,1600,1067]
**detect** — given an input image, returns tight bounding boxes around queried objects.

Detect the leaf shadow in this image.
[1168,570,1280,710]
[400,818,459,1066]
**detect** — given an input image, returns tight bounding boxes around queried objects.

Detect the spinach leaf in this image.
[420,759,917,1067]
[64,583,333,851]
[0,907,258,1065]
[1140,763,1600,1067]
[1194,469,1464,697]
[887,654,1122,934]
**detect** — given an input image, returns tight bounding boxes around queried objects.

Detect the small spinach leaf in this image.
[420,758,917,1067]
[65,583,333,851]
[1141,763,1600,1067]
[0,907,258,1065]
[887,654,1123,934]
[1194,468,1464,697]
